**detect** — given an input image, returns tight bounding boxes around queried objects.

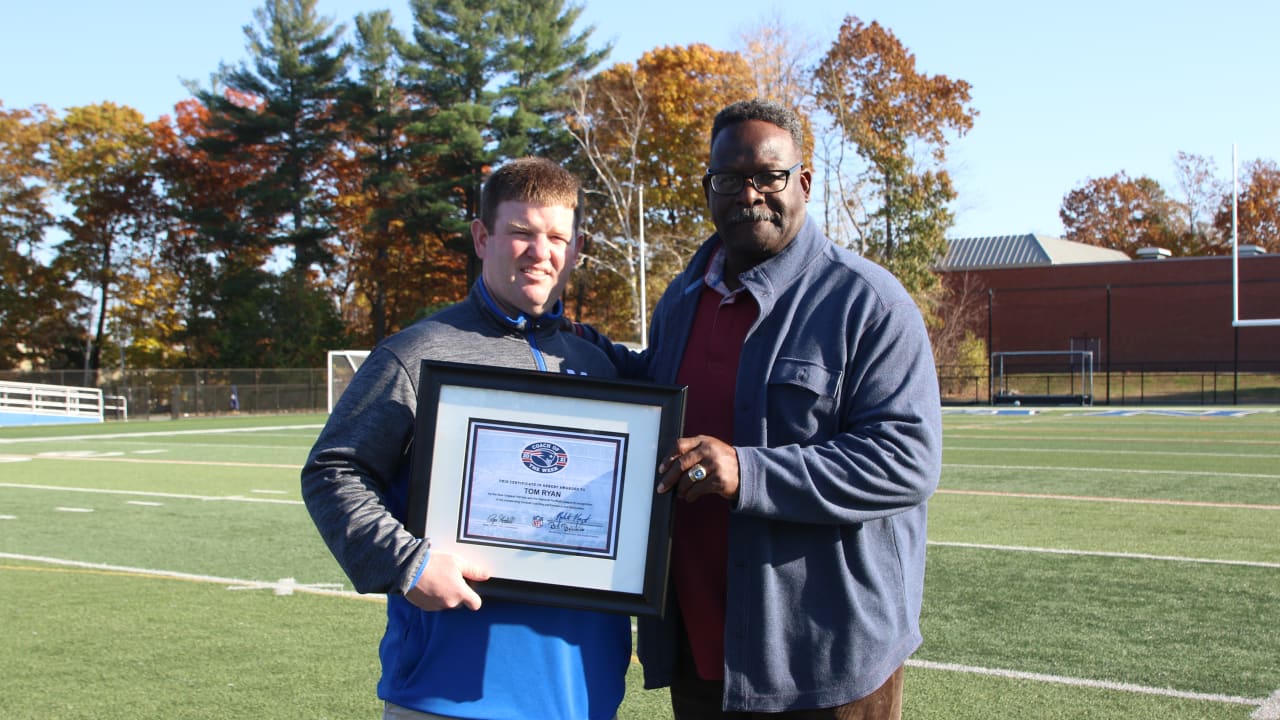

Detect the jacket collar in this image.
[683,216,824,301]
[472,278,566,334]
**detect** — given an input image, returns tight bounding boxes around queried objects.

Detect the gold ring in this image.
[687,465,707,483]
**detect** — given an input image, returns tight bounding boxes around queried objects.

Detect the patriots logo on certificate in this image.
[521,442,568,473]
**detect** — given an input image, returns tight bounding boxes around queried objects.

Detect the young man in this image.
[301,158,630,720]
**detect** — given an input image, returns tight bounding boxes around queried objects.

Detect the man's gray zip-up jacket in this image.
[302,283,618,595]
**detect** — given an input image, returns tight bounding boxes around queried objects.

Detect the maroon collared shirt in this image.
[671,246,758,680]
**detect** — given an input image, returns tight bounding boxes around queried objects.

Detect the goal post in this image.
[991,350,1094,406]
[327,350,371,412]
[1231,145,1280,329]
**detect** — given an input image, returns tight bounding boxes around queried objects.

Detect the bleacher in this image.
[0,380,127,426]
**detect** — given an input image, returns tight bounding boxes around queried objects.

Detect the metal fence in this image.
[938,362,1280,406]
[4,361,1277,420]
[0,368,328,419]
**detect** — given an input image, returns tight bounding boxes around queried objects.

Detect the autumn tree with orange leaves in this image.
[814,16,976,296]
[0,103,86,371]
[1215,159,1280,252]
[49,102,166,376]
[1057,150,1280,259]
[1059,172,1179,257]
[1170,151,1229,256]
[567,44,753,341]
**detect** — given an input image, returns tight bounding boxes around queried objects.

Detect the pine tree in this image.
[498,0,608,161]
[198,0,351,277]
[340,10,409,344]
[397,0,607,284]
[191,0,352,366]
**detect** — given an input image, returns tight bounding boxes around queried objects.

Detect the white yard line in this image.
[14,454,299,470]
[947,445,1280,459]
[907,659,1269,708]
[937,488,1280,511]
[944,433,1280,448]
[1253,691,1280,720]
[0,483,302,505]
[4,553,1274,714]
[0,552,370,601]
[930,541,1280,569]
[945,462,1280,480]
[65,441,307,451]
[0,424,324,444]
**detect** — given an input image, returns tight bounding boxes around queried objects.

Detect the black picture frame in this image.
[408,360,685,616]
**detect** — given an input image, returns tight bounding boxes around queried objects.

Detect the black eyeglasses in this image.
[704,163,803,195]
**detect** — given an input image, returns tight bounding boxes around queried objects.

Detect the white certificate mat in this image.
[408,360,685,616]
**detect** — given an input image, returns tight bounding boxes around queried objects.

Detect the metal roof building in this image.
[938,234,1129,271]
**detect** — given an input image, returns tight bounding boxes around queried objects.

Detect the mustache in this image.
[726,207,782,225]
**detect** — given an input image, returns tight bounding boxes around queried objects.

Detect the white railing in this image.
[0,380,126,421]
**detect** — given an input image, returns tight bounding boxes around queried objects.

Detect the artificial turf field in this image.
[1,408,1277,719]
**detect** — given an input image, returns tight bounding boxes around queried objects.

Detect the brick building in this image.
[937,234,1280,403]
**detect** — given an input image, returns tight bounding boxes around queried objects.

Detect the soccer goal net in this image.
[327,350,371,412]
[991,350,1094,406]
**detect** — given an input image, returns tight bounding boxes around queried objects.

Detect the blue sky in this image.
[3,0,1276,239]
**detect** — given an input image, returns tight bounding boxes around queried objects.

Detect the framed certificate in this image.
[407,359,685,616]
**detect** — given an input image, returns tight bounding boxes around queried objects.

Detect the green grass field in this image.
[2,409,1277,719]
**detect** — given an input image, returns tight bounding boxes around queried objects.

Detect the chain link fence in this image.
[938,362,1280,406]
[4,361,1277,419]
[0,368,327,419]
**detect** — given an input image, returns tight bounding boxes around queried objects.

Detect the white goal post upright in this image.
[327,350,371,412]
[1231,143,1280,329]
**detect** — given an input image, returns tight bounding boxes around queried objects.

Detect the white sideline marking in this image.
[0,552,370,601]
[22,454,298,470]
[0,455,32,463]
[908,659,1268,708]
[126,501,163,507]
[948,444,1280,460]
[0,515,16,520]
[938,488,1280,511]
[944,433,1280,448]
[55,507,94,513]
[931,541,1280,569]
[1253,690,1280,720]
[227,576,345,596]
[111,441,305,451]
[946,462,1280,480]
[0,424,324,444]
[4,552,1271,711]
[0,483,302,505]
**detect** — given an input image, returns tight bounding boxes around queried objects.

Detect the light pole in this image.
[637,185,647,349]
